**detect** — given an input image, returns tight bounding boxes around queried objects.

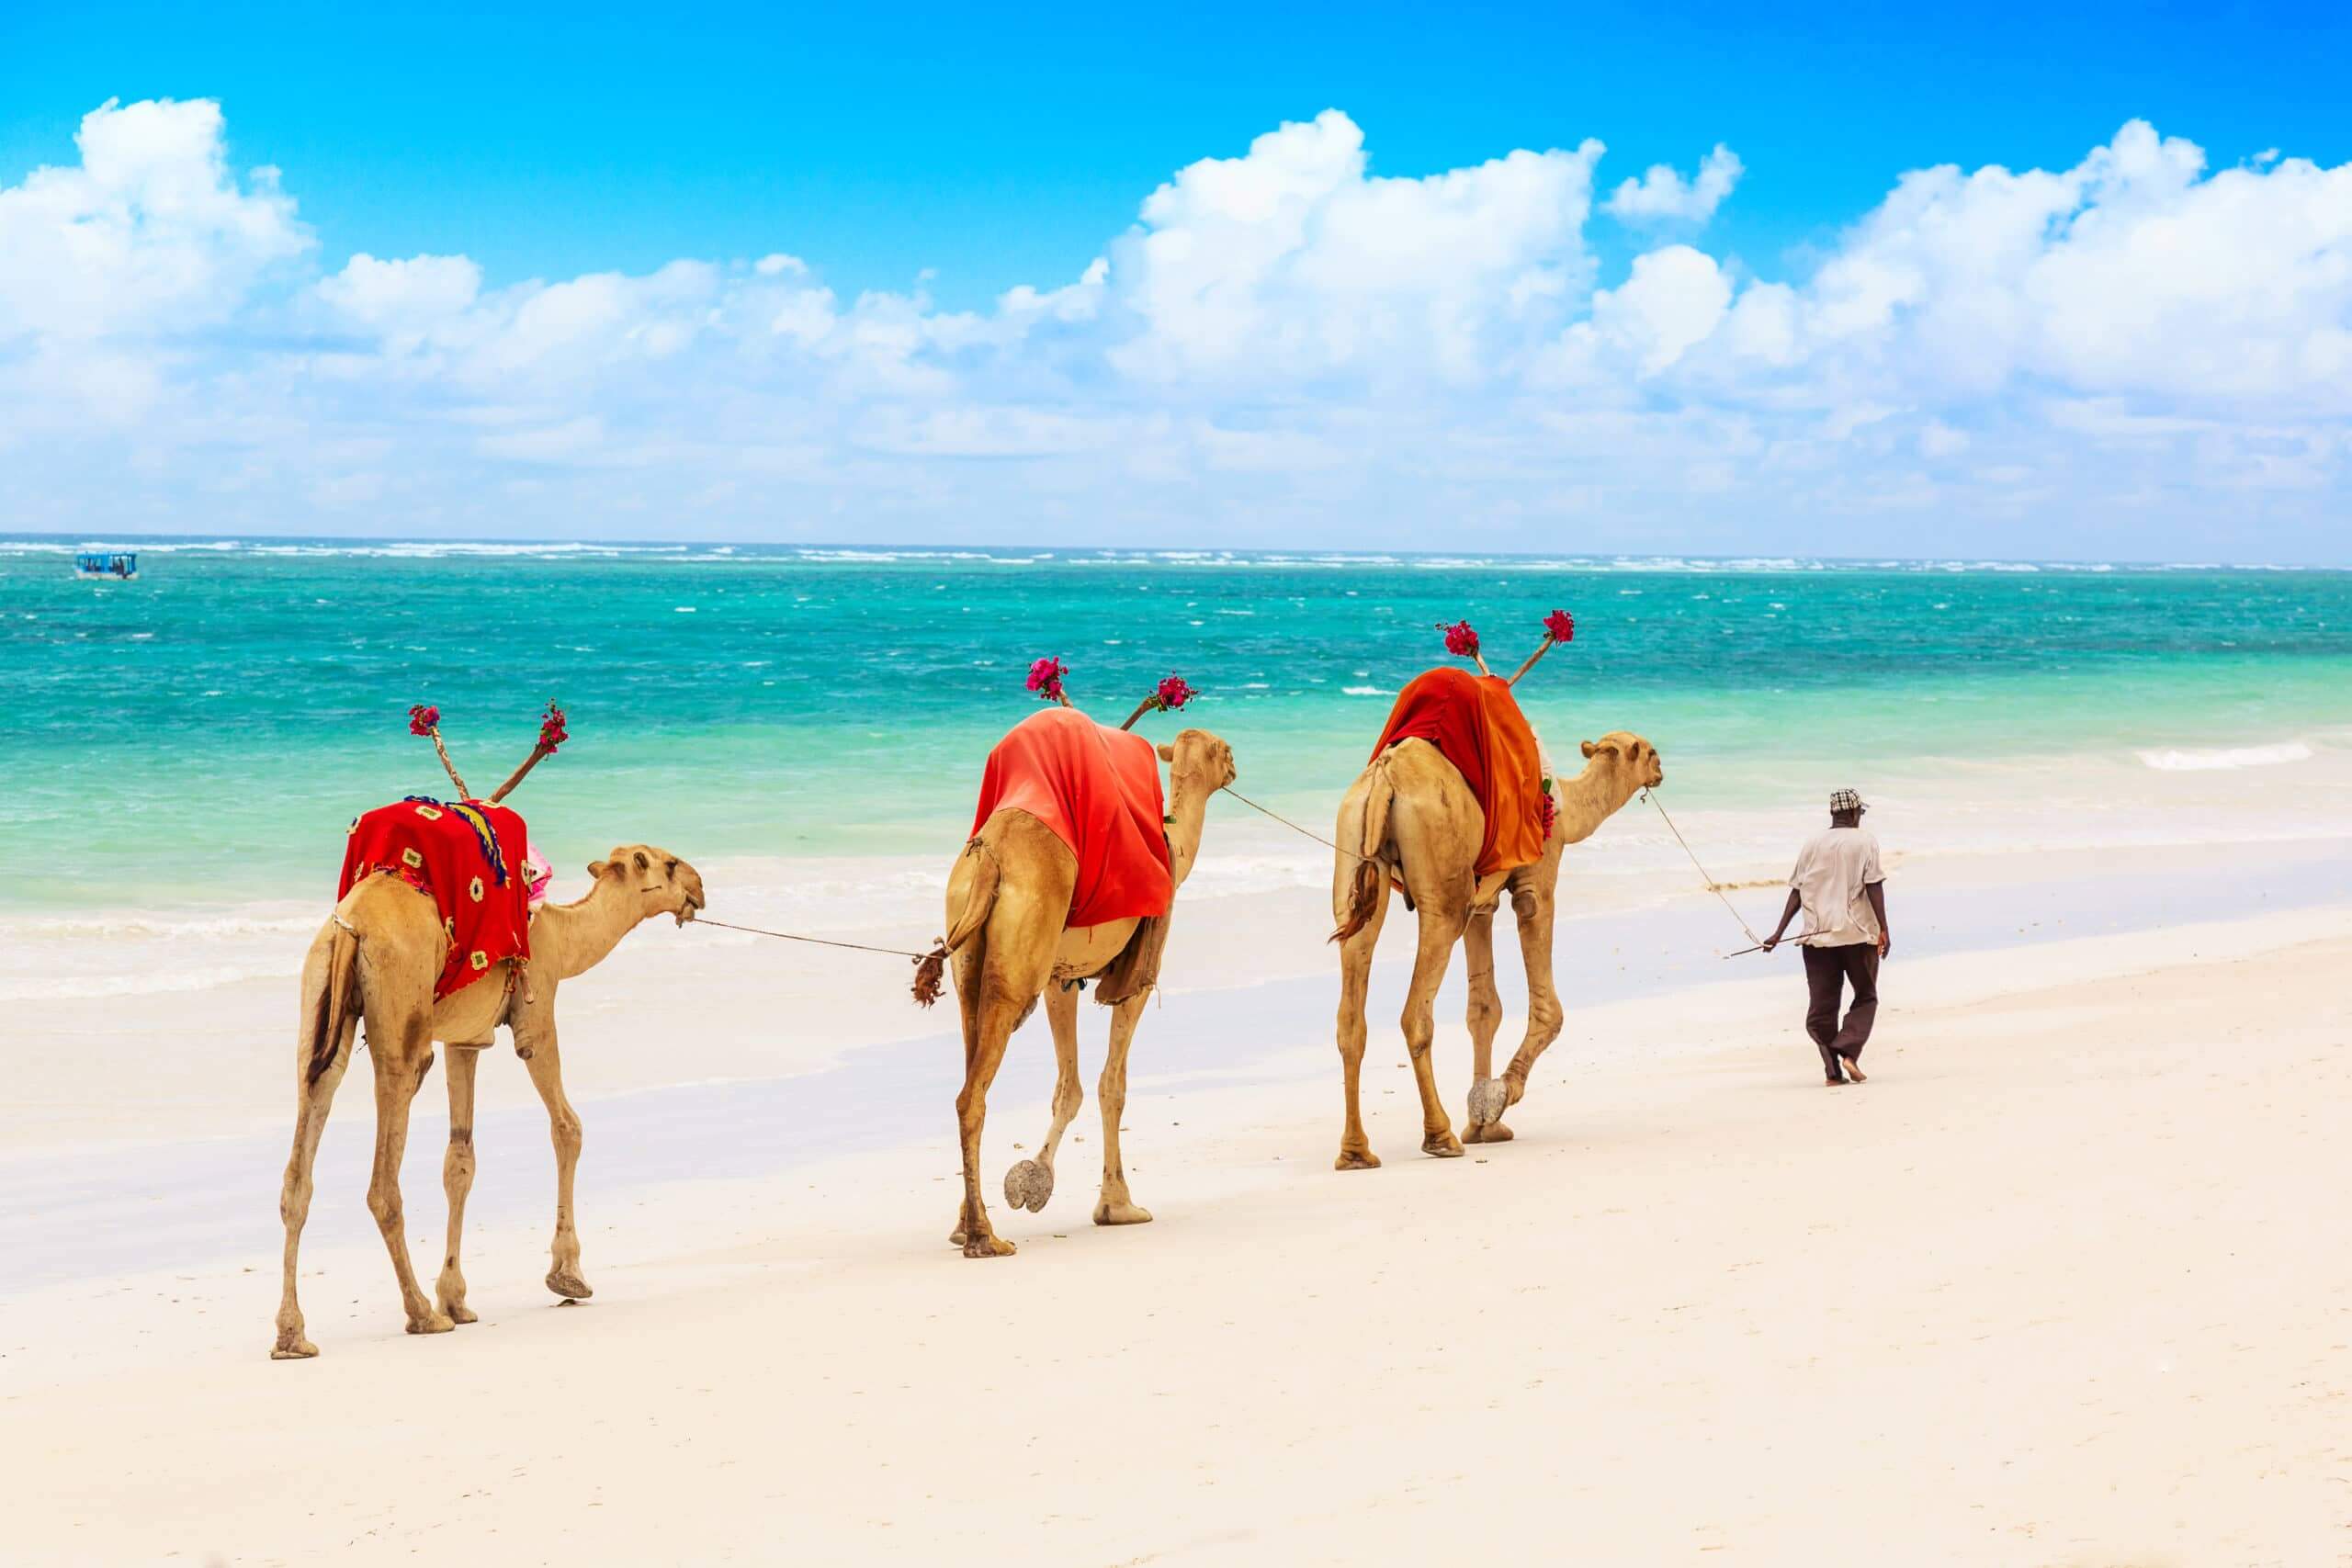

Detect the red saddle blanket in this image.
[339,797,533,1000]
[970,706,1172,929]
[1370,667,1549,878]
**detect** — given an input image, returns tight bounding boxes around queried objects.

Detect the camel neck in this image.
[530,880,643,980]
[1163,777,1214,893]
[1550,761,1635,847]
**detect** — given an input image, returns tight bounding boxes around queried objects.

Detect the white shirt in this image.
[1789,826,1885,947]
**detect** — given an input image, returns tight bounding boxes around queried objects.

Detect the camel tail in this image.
[1330,756,1396,943]
[302,919,362,1087]
[913,840,1000,1008]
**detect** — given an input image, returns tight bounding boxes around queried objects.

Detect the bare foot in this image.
[1840,1056,1868,1084]
[1334,1147,1382,1171]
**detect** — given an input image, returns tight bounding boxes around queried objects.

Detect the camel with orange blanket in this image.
[915,665,1234,1258]
[1329,615,1662,1167]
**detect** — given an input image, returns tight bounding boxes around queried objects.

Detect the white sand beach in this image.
[6,777,2352,1564]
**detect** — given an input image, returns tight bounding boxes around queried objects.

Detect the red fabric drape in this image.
[1369,667,1549,877]
[339,798,533,999]
[970,706,1172,928]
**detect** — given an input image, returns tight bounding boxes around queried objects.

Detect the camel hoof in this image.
[1092,1200,1153,1226]
[269,1335,318,1360]
[1464,1122,1516,1144]
[1334,1148,1383,1171]
[545,1269,594,1301]
[444,1303,479,1325]
[1466,1077,1510,1127]
[1003,1158,1054,1213]
[961,1234,1017,1258]
[406,1312,457,1337]
[1422,1132,1465,1158]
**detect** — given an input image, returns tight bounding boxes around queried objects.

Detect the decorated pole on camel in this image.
[408,705,469,797]
[404,699,571,907]
[488,702,571,803]
[1118,673,1198,731]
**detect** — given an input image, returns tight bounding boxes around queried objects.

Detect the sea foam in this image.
[2136,741,2315,772]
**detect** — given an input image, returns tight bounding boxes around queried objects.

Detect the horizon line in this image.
[3,529,2346,573]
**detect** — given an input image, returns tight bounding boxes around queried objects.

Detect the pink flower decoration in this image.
[1544,608,1575,643]
[537,701,569,755]
[407,704,440,737]
[1026,657,1068,704]
[1155,674,1196,711]
[1441,620,1480,659]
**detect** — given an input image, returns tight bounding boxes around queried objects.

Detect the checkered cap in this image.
[1829,788,1867,814]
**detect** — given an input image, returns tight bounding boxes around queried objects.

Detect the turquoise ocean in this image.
[5,537,2349,915]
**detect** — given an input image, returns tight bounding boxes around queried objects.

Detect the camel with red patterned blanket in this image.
[271,839,702,1358]
[272,705,704,1359]
[1327,616,1660,1166]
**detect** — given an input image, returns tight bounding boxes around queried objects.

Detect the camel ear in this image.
[1157,743,1175,762]
[587,860,609,879]
[1580,739,1597,760]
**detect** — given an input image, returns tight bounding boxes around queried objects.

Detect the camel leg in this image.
[435,1044,483,1323]
[947,943,987,1248]
[1004,983,1082,1213]
[365,1016,451,1337]
[1332,873,1392,1170]
[1463,903,1513,1141]
[1401,905,1466,1158]
[272,983,357,1359]
[518,1022,593,1299]
[954,917,1058,1260]
[1092,989,1152,1225]
[1491,864,1567,1139]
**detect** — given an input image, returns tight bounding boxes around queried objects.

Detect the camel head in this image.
[1157,728,1238,798]
[1578,731,1665,797]
[585,845,706,927]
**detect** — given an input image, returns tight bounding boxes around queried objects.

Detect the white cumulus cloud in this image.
[1603,143,1744,224]
[2,102,2348,560]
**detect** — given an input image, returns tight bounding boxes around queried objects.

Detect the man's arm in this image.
[1867,880,1890,957]
[1761,888,1804,952]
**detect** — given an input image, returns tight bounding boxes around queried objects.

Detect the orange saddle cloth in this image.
[969,706,1173,929]
[339,797,533,1000]
[1369,667,1549,877]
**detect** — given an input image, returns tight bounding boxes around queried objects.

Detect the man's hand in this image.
[1877,931,1892,959]
[1761,935,1780,953]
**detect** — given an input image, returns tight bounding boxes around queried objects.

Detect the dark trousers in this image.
[1803,943,1880,1078]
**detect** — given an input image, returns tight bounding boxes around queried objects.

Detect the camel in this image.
[1329,728,1661,1167]
[271,843,704,1359]
[934,722,1236,1258]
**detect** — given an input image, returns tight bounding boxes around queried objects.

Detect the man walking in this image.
[1763,789,1890,1085]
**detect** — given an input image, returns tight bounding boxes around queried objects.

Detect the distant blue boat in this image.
[74,550,138,581]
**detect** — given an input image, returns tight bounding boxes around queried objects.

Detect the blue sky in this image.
[2,2,2348,559]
